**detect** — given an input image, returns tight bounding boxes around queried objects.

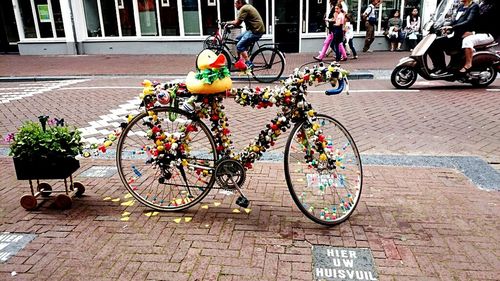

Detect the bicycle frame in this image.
[139,63,349,171]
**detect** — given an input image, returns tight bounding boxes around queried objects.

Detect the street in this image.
[0,72,499,280]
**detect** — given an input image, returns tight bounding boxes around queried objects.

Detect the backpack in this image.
[362,5,377,25]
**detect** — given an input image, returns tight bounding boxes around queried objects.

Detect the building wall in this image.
[11,0,428,55]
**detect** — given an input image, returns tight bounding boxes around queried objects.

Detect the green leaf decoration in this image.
[194,66,230,84]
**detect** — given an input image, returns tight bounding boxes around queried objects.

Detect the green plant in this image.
[9,121,83,159]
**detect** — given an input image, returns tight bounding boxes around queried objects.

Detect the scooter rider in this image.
[428,0,479,75]
[459,0,499,73]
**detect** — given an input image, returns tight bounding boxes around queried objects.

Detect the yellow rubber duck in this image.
[186,49,232,94]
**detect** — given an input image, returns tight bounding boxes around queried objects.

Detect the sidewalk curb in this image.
[0,72,374,82]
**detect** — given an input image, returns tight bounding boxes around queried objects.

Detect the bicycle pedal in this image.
[236,196,250,208]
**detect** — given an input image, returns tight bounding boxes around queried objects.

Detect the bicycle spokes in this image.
[285,115,362,225]
[116,108,217,211]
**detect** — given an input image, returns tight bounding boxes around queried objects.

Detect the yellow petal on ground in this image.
[111,198,121,202]
[297,178,304,182]
[122,211,131,217]
[184,217,192,222]
[173,218,182,223]
[205,224,210,228]
[175,198,183,205]
[213,202,221,207]
[120,217,130,221]
[244,208,251,213]
[103,197,112,201]
[201,205,209,209]
[124,193,133,199]
[145,211,159,217]
[121,200,134,206]
[232,209,241,213]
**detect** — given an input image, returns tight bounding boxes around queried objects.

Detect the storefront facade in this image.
[2,0,437,55]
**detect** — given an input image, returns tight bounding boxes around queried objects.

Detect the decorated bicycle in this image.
[110,49,362,226]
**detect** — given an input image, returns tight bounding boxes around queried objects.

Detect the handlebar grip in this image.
[325,79,346,95]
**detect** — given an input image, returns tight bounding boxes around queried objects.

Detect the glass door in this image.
[0,0,19,53]
[274,0,300,52]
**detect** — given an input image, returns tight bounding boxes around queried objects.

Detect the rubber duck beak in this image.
[209,54,226,68]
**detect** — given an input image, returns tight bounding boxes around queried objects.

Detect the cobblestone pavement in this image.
[0,62,499,280]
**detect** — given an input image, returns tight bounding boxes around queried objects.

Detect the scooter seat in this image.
[475,41,498,50]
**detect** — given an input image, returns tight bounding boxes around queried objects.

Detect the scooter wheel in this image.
[470,66,496,88]
[391,65,418,89]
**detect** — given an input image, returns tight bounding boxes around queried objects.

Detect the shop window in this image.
[348,0,359,32]
[403,0,421,24]
[139,0,158,36]
[51,0,65,37]
[100,0,119,36]
[18,0,36,38]
[119,0,136,36]
[308,0,326,33]
[219,0,235,22]
[34,0,53,38]
[1,0,20,43]
[200,0,218,35]
[159,0,179,35]
[251,0,267,33]
[182,0,200,36]
[83,0,102,37]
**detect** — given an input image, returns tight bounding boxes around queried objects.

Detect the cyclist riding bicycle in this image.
[224,0,265,71]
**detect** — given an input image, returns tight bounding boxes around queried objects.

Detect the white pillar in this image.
[59,0,77,54]
[11,0,25,40]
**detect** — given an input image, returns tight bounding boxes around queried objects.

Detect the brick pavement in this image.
[0,53,499,280]
[0,51,403,77]
[0,159,499,280]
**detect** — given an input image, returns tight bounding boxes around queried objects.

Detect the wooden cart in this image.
[13,156,85,210]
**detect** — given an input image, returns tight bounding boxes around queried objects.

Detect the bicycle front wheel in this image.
[116,107,217,211]
[250,47,285,83]
[284,114,363,226]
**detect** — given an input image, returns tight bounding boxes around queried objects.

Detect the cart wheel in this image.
[55,194,72,210]
[73,182,85,197]
[38,183,52,197]
[20,195,38,210]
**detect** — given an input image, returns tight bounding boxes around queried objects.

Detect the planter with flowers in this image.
[9,116,85,210]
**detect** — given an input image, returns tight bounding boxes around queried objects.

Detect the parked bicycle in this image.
[203,20,286,83]
[115,62,361,226]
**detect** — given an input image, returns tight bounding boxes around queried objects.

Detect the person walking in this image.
[362,0,381,52]
[344,13,357,59]
[226,0,265,70]
[330,4,346,62]
[313,0,337,61]
[405,8,421,52]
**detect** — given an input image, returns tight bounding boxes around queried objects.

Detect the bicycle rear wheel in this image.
[284,114,362,226]
[116,107,217,211]
[250,47,285,83]
[203,35,222,50]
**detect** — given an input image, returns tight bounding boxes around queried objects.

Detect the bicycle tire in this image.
[284,114,363,226]
[203,35,223,50]
[250,47,285,83]
[116,107,217,211]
